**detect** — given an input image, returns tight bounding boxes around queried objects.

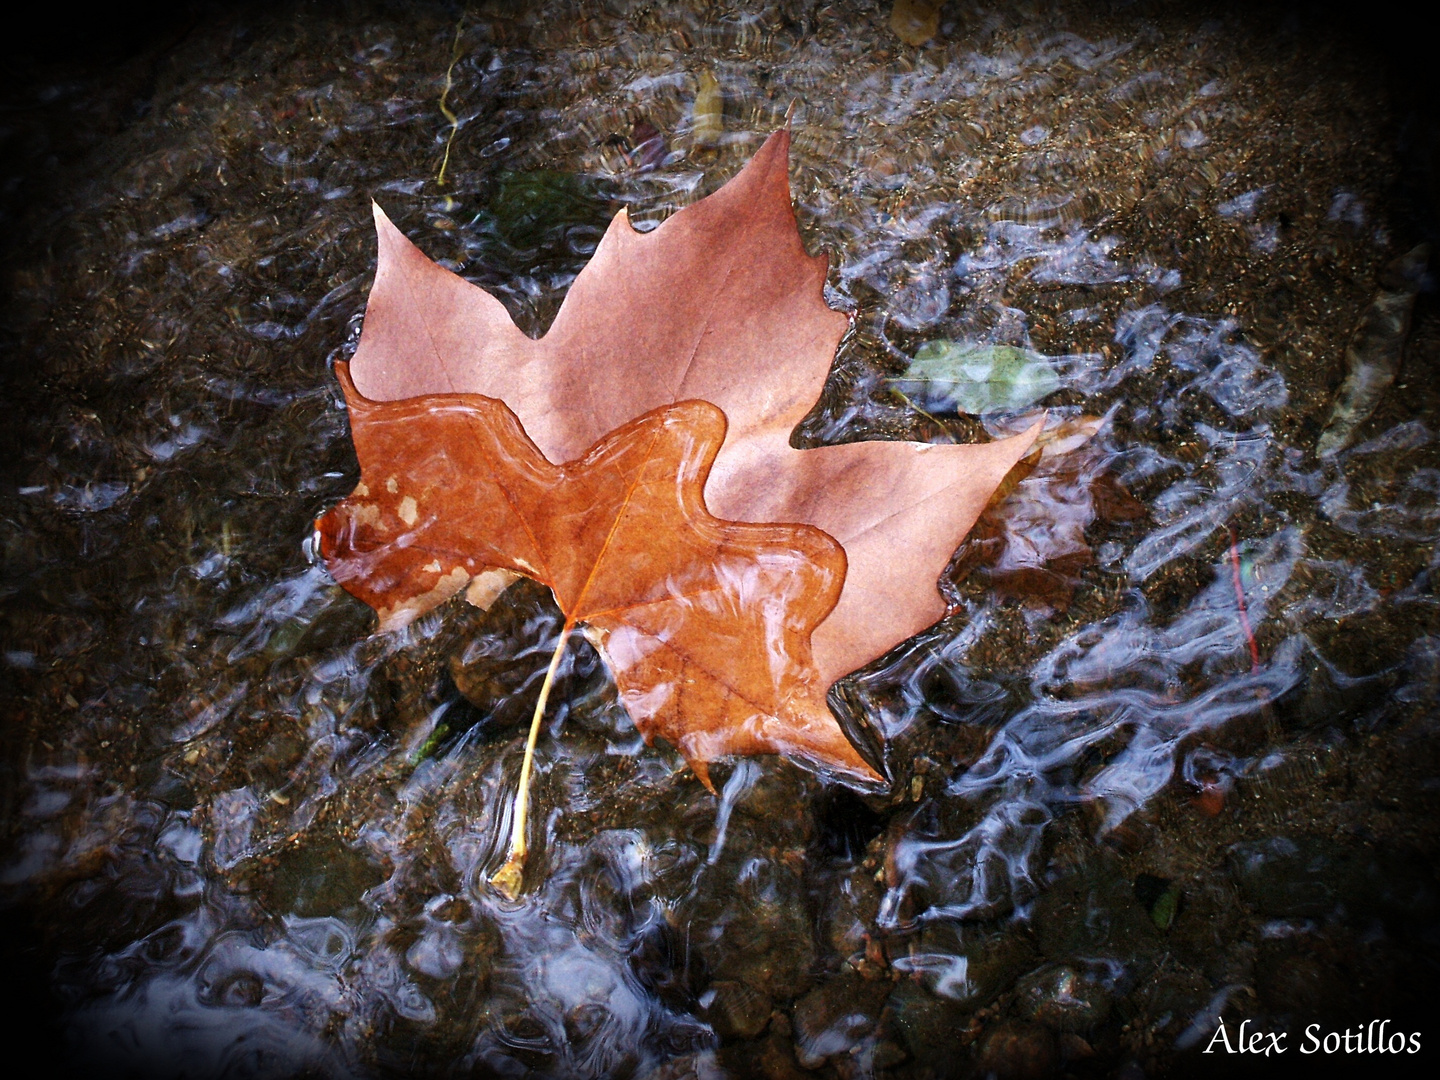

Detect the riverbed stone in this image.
[1228,836,1338,918]
[701,979,773,1040]
[1228,834,1438,928]
[729,1033,807,1080]
[910,921,1039,1006]
[1256,948,1341,1018]
[886,980,973,1070]
[693,814,817,1000]
[975,1020,1061,1080]
[791,973,889,1068]
[1031,865,1160,961]
[823,863,882,960]
[1132,967,1211,1025]
[262,828,389,917]
[636,1049,725,1080]
[1014,962,1114,1033]
[711,925,815,1002]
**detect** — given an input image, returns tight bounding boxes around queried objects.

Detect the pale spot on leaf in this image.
[351,503,382,527]
[464,568,522,611]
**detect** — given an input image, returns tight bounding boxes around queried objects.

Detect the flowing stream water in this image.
[2,2,1437,1077]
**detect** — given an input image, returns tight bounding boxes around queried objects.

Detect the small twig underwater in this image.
[885,385,955,442]
[1228,525,1260,672]
[435,14,467,186]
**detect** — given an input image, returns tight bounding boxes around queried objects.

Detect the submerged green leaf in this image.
[1134,873,1183,931]
[895,340,1061,415]
[1150,883,1181,930]
[484,171,611,251]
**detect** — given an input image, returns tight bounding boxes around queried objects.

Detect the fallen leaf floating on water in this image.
[318,129,1040,886]
[334,128,1040,698]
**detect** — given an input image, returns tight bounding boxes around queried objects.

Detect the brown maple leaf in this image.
[319,128,1044,894]
[336,129,1040,694]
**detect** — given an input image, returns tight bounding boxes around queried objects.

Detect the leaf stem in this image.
[490,620,573,899]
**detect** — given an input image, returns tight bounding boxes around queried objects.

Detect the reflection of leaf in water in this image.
[896,340,1061,415]
[951,417,1148,609]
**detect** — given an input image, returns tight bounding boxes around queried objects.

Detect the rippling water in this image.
[2,2,1437,1077]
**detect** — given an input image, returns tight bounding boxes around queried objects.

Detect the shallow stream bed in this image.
[2,2,1438,1077]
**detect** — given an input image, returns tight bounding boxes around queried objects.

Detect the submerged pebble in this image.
[1014,963,1114,1033]
[975,1020,1060,1080]
[700,979,773,1040]
[790,973,889,1068]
